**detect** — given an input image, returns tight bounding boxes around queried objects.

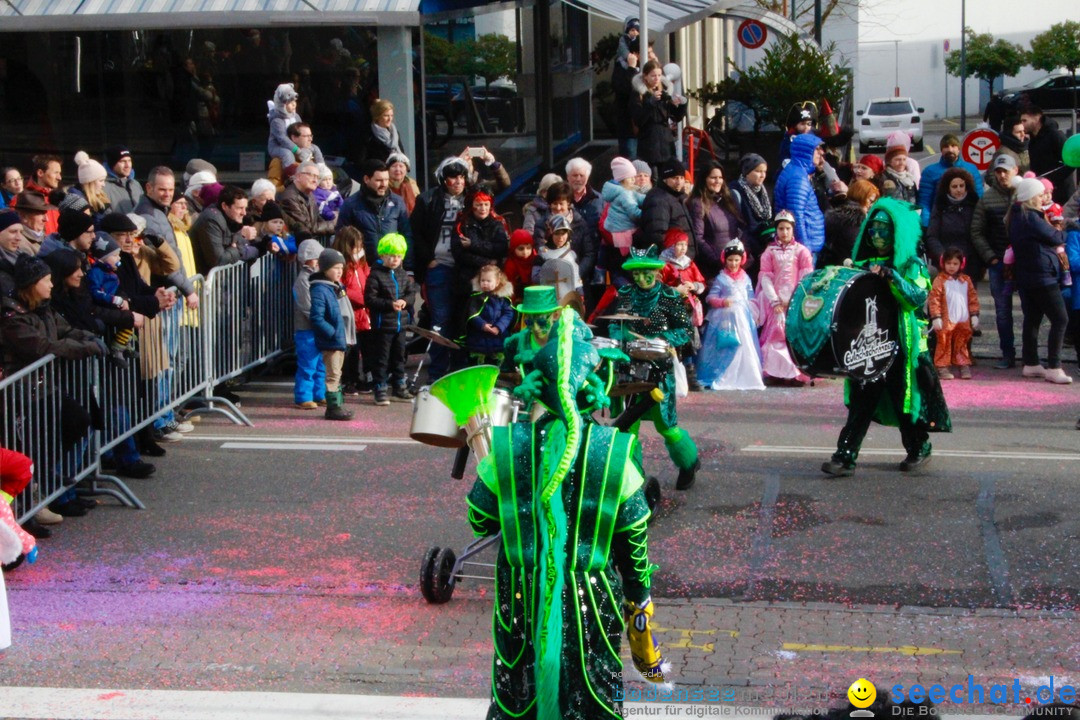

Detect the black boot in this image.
[685,364,703,392]
[899,443,932,472]
[675,459,700,490]
[324,390,354,421]
[820,458,856,476]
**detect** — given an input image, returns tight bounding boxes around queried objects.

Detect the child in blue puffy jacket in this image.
[601,156,645,255]
[463,264,516,366]
[309,248,355,421]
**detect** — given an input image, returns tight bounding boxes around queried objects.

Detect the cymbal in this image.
[597,313,646,322]
[406,325,461,350]
[608,382,657,397]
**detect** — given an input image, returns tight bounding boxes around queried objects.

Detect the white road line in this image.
[742,446,1080,461]
[220,442,368,452]
[185,435,416,445]
[0,688,1019,720]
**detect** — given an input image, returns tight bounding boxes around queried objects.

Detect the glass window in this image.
[867,100,915,116]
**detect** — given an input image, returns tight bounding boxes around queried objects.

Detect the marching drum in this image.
[589,336,621,352]
[786,267,899,381]
[626,337,671,362]
[410,387,466,448]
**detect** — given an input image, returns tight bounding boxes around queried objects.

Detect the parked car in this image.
[452,83,523,133]
[857,97,924,153]
[999,73,1080,112]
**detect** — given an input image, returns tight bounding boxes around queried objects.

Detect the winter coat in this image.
[293,265,315,332]
[189,205,259,275]
[918,157,983,227]
[365,261,418,332]
[521,195,549,235]
[452,213,511,295]
[278,184,336,239]
[601,180,645,233]
[126,238,180,379]
[504,252,536,303]
[573,186,604,252]
[971,175,1014,264]
[928,272,979,331]
[638,182,694,255]
[410,185,465,282]
[337,189,413,269]
[309,275,351,351]
[1,298,102,376]
[773,134,826,253]
[104,172,144,215]
[1028,118,1076,205]
[531,209,598,285]
[686,194,743,280]
[819,202,866,269]
[732,180,773,254]
[50,278,134,338]
[630,73,686,166]
[1066,230,1080,310]
[341,261,371,332]
[312,186,344,222]
[1009,204,1065,290]
[881,167,918,205]
[925,195,978,273]
[990,132,1030,176]
[463,282,516,355]
[134,194,197,297]
[87,264,122,308]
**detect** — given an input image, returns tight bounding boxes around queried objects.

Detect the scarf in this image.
[999,132,1029,154]
[735,177,771,222]
[946,192,968,206]
[389,177,418,212]
[371,122,401,154]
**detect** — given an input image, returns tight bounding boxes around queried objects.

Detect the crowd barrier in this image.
[1,253,299,525]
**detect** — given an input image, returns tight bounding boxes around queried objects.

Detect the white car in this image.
[857,97,924,153]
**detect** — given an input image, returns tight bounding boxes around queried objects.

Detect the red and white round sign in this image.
[961,129,1001,171]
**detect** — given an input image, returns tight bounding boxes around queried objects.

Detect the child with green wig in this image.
[364,233,420,406]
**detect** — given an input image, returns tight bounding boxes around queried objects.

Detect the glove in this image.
[931,318,943,332]
[596,346,630,365]
[623,597,668,684]
[143,233,165,248]
[970,315,979,330]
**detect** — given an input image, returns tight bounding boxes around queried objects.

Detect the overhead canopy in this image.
[0,0,422,31]
[568,0,803,38]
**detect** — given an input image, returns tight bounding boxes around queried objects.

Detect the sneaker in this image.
[140,437,167,457]
[392,385,416,401]
[994,358,1016,370]
[34,507,64,525]
[116,461,156,479]
[22,518,52,539]
[295,401,318,410]
[820,460,855,477]
[49,499,88,517]
[152,428,184,443]
[165,419,195,434]
[1044,367,1073,384]
[374,388,390,406]
[1022,364,1047,378]
[936,367,954,380]
[899,449,932,472]
[358,380,374,394]
[959,366,972,380]
[342,383,361,396]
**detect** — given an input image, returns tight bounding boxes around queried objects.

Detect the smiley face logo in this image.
[848,678,877,708]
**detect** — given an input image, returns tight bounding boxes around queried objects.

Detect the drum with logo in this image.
[786,266,899,381]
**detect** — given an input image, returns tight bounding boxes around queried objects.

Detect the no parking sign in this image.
[737,19,767,50]
[961,129,1001,171]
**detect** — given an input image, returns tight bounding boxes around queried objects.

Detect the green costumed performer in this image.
[821,197,951,476]
[468,306,668,720]
[606,246,700,490]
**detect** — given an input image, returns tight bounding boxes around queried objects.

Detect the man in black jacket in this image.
[1022,105,1076,205]
[638,158,694,255]
[189,185,259,275]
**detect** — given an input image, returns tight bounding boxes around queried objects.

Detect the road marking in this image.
[186,435,416,445]
[782,643,961,656]
[976,475,1014,607]
[742,446,1080,461]
[745,475,779,599]
[220,442,368,452]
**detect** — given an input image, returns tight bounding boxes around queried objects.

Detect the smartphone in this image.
[468,147,485,158]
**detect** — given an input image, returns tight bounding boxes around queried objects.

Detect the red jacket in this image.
[503,254,535,304]
[342,261,372,332]
[660,258,706,291]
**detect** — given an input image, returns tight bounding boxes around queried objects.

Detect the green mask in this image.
[631,269,659,289]
[868,215,894,256]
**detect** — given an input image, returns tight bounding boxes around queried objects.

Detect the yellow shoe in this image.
[623,598,668,683]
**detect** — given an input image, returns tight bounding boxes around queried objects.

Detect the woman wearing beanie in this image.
[69,151,111,228]
[386,152,420,215]
[851,154,885,194]
[884,131,921,186]
[882,145,918,204]
[1008,177,1071,384]
[733,153,772,253]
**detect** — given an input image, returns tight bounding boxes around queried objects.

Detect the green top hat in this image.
[515,285,561,314]
[622,245,665,271]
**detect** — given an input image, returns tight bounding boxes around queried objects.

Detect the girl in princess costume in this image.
[698,241,765,390]
[756,210,814,383]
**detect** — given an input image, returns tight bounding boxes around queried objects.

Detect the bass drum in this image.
[786,266,899,381]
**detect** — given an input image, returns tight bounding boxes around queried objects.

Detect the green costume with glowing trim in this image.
[467,307,664,720]
[827,198,951,472]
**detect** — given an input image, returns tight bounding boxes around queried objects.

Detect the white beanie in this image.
[316,163,333,180]
[1013,177,1046,203]
[74,151,107,184]
[386,152,411,171]
[297,238,323,263]
[250,178,276,198]
[537,173,562,196]
[611,157,636,183]
[126,213,147,236]
[187,170,216,192]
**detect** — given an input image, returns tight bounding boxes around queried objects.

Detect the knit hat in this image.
[90,235,121,262]
[126,213,147,236]
[657,158,685,180]
[739,153,767,178]
[250,178,276,198]
[377,233,408,257]
[13,254,51,290]
[537,173,562,196]
[0,210,21,232]
[74,151,107,184]
[105,145,132,168]
[183,159,217,184]
[940,133,961,149]
[200,183,224,207]
[885,131,911,151]
[611,157,636,183]
[856,154,884,176]
[259,201,284,223]
[386,152,411,171]
[1014,178,1046,203]
[632,160,652,176]
[318,248,346,272]
[547,213,571,233]
[510,229,534,249]
[187,170,216,192]
[885,146,908,165]
[58,192,90,214]
[43,248,83,280]
[1038,177,1054,195]
[297,238,323,263]
[58,209,95,241]
[663,227,689,248]
[99,212,138,235]
[624,17,640,33]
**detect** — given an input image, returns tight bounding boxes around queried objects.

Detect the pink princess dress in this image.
[756,238,814,380]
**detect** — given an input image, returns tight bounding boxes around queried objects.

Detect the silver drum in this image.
[409,387,465,449]
[627,337,671,361]
[463,388,520,459]
[590,336,621,351]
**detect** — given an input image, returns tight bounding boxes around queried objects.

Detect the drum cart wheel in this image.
[419,534,501,604]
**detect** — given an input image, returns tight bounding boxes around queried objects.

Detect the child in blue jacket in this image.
[309,248,355,421]
[292,239,326,409]
[463,264,516,366]
[601,156,646,255]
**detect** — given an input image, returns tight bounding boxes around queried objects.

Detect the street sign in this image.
[944,39,950,52]
[737,19,767,50]
[962,129,1001,170]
